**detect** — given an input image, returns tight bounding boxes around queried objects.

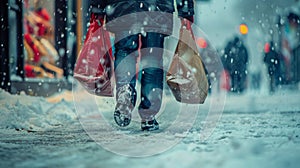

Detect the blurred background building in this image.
[196,0,300,93]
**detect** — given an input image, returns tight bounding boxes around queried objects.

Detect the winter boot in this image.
[141,119,159,131]
[114,85,137,127]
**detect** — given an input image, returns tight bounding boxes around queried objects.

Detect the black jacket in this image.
[225,41,248,73]
[89,0,194,34]
[90,0,194,17]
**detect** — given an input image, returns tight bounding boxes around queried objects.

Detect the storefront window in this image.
[3,0,83,96]
[1,0,91,95]
[23,0,64,79]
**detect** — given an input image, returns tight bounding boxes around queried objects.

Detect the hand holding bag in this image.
[74,14,114,97]
[166,20,208,104]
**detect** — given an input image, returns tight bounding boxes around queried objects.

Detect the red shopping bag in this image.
[220,69,231,91]
[74,14,114,96]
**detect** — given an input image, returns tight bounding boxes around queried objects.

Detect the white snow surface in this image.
[0,88,300,167]
[0,89,77,131]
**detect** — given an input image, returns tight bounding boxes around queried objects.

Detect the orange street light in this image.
[239,23,248,35]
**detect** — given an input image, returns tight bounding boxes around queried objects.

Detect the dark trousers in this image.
[114,32,165,121]
[230,70,247,93]
[268,69,280,93]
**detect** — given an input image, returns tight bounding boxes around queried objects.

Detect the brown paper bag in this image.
[166,23,208,104]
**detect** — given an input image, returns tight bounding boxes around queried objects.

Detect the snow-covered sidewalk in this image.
[0,88,300,168]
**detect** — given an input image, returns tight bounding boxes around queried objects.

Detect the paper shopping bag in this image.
[166,22,208,104]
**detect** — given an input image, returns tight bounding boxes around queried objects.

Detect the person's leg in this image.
[274,68,281,88]
[139,32,165,130]
[270,74,275,93]
[230,72,237,92]
[113,33,139,127]
[238,71,246,93]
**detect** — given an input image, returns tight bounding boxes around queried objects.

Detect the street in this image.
[1,89,300,168]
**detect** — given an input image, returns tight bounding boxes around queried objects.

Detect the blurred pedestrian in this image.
[89,0,195,131]
[281,12,300,83]
[264,41,281,93]
[224,36,249,93]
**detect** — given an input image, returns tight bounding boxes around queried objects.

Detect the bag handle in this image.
[181,18,192,30]
[180,18,195,40]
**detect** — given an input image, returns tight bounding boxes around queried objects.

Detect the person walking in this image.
[89,0,195,131]
[264,41,281,93]
[224,36,249,93]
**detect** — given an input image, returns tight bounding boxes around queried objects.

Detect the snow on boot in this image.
[114,85,136,127]
[114,110,131,127]
[141,119,159,131]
